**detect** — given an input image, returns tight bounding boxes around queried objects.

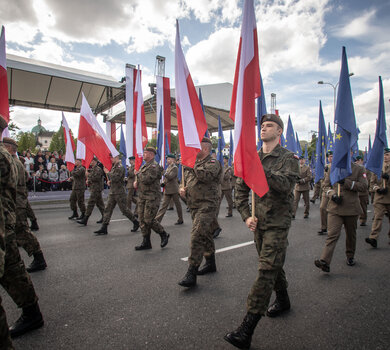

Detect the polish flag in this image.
[0,26,9,126]
[133,66,148,170]
[105,121,116,147]
[156,75,171,167]
[230,0,268,197]
[78,93,119,170]
[175,20,208,168]
[125,65,137,166]
[62,112,75,171]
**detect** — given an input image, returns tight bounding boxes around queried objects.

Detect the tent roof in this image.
[6,54,125,114]
[109,82,234,132]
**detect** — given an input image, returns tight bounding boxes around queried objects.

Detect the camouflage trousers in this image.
[26,201,37,222]
[70,189,86,214]
[137,198,164,238]
[126,188,138,212]
[246,227,289,316]
[103,192,136,225]
[188,207,217,267]
[15,210,41,256]
[155,193,183,223]
[0,296,14,350]
[220,189,233,216]
[1,229,38,309]
[85,190,105,217]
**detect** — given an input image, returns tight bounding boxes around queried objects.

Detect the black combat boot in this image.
[135,236,152,250]
[77,215,89,226]
[266,289,291,317]
[30,219,39,231]
[68,210,78,220]
[178,265,198,288]
[9,302,44,338]
[131,219,140,232]
[213,227,222,239]
[197,254,217,275]
[94,224,108,235]
[224,312,262,349]
[96,217,103,224]
[76,212,85,220]
[159,231,170,248]
[26,251,47,273]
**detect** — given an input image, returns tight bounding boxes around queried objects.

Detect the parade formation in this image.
[1,0,389,349]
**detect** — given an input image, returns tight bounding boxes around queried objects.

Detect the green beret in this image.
[211,149,216,154]
[299,155,305,160]
[355,155,362,160]
[128,156,135,160]
[326,151,333,156]
[223,155,229,159]
[384,148,390,154]
[2,137,17,147]
[260,113,284,130]
[166,153,176,159]
[144,147,156,155]
[201,137,212,144]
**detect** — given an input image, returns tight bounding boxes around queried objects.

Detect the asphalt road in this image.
[2,195,390,350]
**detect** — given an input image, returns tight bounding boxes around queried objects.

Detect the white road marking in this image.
[180,241,254,261]
[110,219,129,222]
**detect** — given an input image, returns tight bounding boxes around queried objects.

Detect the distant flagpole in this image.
[217,115,226,164]
[314,101,326,184]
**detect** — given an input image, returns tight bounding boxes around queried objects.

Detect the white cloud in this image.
[334,9,376,39]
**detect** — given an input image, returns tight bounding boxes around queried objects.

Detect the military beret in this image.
[166,153,176,159]
[384,148,390,154]
[128,156,135,160]
[211,149,216,154]
[299,155,305,160]
[355,155,363,160]
[223,155,229,159]
[144,147,156,154]
[326,151,333,156]
[201,137,212,144]
[260,114,284,130]
[0,115,7,129]
[2,137,17,147]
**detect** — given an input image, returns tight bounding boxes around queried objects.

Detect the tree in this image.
[49,126,66,153]
[17,132,37,153]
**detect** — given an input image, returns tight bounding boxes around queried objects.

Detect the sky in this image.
[1,0,390,150]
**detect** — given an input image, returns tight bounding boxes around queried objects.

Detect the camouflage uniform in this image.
[103,162,137,225]
[220,163,234,216]
[185,155,221,267]
[126,164,138,211]
[85,164,105,217]
[69,165,86,214]
[292,163,312,217]
[137,160,165,238]
[0,143,38,315]
[26,201,37,222]
[235,144,299,315]
[13,156,42,256]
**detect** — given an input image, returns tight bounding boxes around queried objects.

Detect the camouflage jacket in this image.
[108,162,126,195]
[221,164,232,191]
[71,165,86,190]
[185,155,222,209]
[137,160,163,200]
[13,155,29,211]
[126,164,136,189]
[235,144,299,230]
[87,164,104,192]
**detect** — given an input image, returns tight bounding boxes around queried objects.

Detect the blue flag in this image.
[304,143,309,165]
[296,132,302,157]
[256,73,267,150]
[177,161,182,183]
[351,128,360,161]
[311,150,316,173]
[217,115,225,164]
[368,134,372,154]
[280,133,286,148]
[155,107,164,165]
[366,76,388,178]
[315,101,326,183]
[229,129,233,167]
[330,46,358,185]
[119,125,127,175]
[326,122,333,152]
[286,116,297,154]
[199,88,210,138]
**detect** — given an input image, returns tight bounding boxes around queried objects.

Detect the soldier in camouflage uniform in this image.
[2,138,47,273]
[178,138,222,288]
[225,114,299,350]
[68,159,86,220]
[134,147,169,250]
[0,121,44,340]
[77,157,105,226]
[220,155,234,217]
[126,156,138,212]
[26,202,39,231]
[94,154,139,235]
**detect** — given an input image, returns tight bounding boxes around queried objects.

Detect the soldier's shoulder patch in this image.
[363,173,367,178]
[118,164,123,168]
[210,159,216,163]
[293,154,299,160]
[152,164,156,167]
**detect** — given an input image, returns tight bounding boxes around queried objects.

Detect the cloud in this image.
[335,10,375,38]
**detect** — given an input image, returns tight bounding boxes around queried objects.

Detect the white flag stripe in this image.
[125,66,134,164]
[62,112,75,165]
[134,68,144,157]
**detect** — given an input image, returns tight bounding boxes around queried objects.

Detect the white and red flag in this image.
[0,26,10,126]
[105,120,116,147]
[175,20,208,168]
[156,75,171,167]
[62,112,75,171]
[78,93,119,170]
[125,65,137,166]
[230,0,268,197]
[133,66,148,170]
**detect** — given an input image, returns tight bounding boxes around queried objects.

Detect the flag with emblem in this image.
[296,132,302,157]
[314,101,326,183]
[326,122,333,152]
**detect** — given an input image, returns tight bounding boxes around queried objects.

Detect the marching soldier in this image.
[0,120,44,340]
[126,156,138,212]
[220,155,234,217]
[310,180,321,204]
[134,147,170,250]
[224,114,299,349]
[2,138,47,273]
[318,151,333,235]
[292,155,312,218]
[77,157,105,226]
[365,148,390,248]
[155,154,183,225]
[354,155,369,226]
[178,137,222,288]
[315,157,367,272]
[94,154,139,235]
[68,159,86,220]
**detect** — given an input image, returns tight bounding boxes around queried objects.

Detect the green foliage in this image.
[49,126,66,153]
[210,135,218,149]
[17,132,37,153]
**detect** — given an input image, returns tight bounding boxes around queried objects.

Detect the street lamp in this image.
[317,73,354,114]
